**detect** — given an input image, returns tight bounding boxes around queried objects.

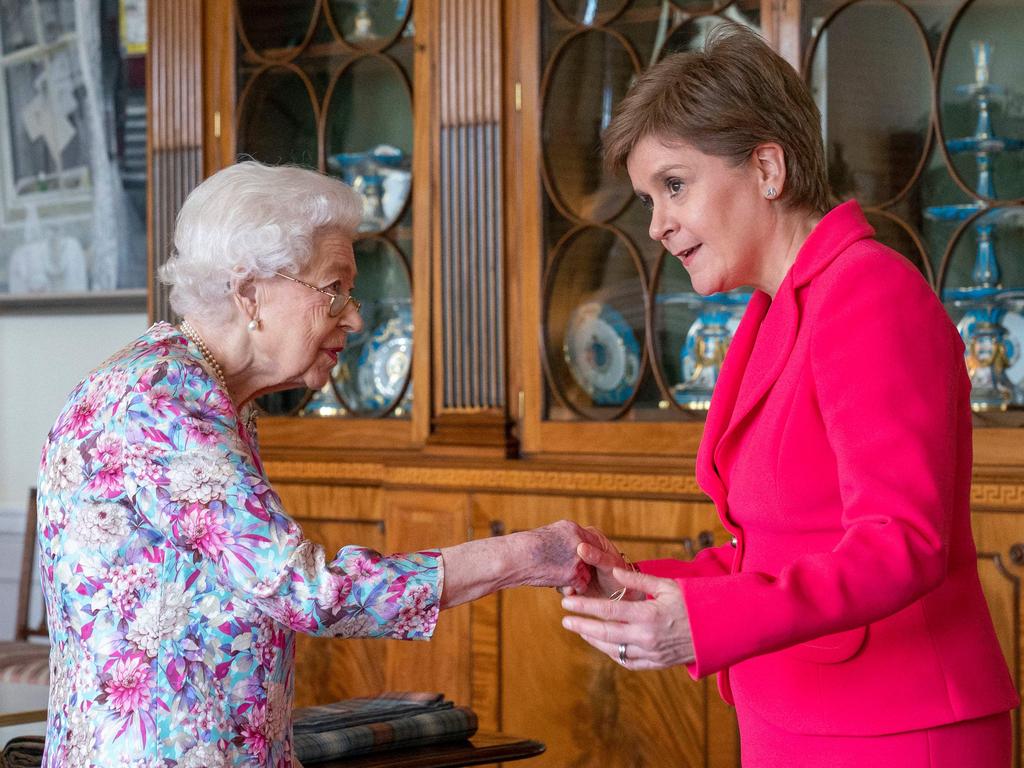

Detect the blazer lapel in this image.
[696,291,771,508]
[710,201,875,466]
[718,272,800,457]
[696,201,876,509]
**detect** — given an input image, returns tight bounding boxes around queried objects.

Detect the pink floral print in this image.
[103,655,154,716]
[37,323,442,766]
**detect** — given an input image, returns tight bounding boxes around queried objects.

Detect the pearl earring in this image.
[765,186,778,199]
[247,318,261,332]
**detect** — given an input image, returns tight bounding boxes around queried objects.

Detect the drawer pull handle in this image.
[682,530,716,559]
[1009,543,1024,566]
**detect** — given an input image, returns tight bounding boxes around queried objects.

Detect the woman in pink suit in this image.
[559,24,1018,768]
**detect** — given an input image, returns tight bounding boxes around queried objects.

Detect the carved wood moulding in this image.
[263,459,706,499]
[972,483,1024,512]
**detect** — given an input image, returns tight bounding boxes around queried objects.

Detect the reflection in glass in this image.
[938,208,1024,412]
[330,238,412,416]
[809,3,930,206]
[1001,301,1024,407]
[327,144,411,232]
[236,2,415,420]
[670,292,748,410]
[962,316,1013,409]
[934,41,1024,236]
[554,0,628,25]
[799,0,1024,412]
[237,0,317,53]
[650,254,695,397]
[563,301,641,405]
[938,1,1024,203]
[237,67,318,167]
[326,59,411,156]
[660,9,759,61]
[544,227,646,417]
[948,290,1023,411]
[540,0,763,422]
[542,30,635,222]
[672,0,726,13]
[931,35,1024,410]
[325,57,412,232]
[309,300,413,416]
[611,0,669,66]
[328,0,410,44]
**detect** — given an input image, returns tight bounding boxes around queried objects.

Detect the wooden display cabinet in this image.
[146,1,1024,765]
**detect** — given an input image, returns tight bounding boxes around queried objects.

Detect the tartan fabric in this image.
[292,691,445,733]
[292,693,478,765]
[0,694,479,767]
[0,642,49,686]
[0,736,44,768]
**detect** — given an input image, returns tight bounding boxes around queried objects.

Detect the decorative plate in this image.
[563,301,640,405]
[356,309,413,412]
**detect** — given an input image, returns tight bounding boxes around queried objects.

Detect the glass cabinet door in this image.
[537,0,761,428]
[234,0,415,420]
[801,0,1024,412]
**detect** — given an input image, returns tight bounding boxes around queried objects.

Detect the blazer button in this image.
[730,537,738,548]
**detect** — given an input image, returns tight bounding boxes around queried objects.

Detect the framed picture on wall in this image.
[0,0,147,313]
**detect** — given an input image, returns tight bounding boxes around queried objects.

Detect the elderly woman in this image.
[560,24,1018,768]
[37,161,593,767]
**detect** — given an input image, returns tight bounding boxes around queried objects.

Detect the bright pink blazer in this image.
[641,201,1018,736]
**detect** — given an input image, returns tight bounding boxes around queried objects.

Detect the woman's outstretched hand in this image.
[560,527,636,599]
[560,567,695,670]
[518,520,598,593]
[439,519,595,608]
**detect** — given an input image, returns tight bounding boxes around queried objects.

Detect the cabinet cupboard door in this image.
[475,493,738,767]
[501,539,714,767]
[972,510,1024,764]
[276,483,388,707]
[283,484,474,708]
[520,0,763,459]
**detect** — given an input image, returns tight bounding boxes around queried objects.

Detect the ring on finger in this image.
[618,643,628,665]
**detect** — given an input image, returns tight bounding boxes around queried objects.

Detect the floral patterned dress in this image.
[36,322,442,767]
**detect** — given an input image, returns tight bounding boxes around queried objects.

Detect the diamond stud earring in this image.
[765,186,778,199]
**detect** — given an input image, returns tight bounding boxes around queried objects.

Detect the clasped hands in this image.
[558,528,695,670]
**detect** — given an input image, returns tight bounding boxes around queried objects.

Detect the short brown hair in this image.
[603,23,829,214]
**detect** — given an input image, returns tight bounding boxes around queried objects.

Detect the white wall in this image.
[0,312,147,640]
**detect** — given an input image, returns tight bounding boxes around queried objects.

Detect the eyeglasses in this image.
[274,272,361,317]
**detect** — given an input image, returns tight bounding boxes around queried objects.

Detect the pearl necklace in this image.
[179,319,228,391]
[178,320,258,435]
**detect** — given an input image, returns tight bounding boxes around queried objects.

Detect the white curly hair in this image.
[161,161,363,325]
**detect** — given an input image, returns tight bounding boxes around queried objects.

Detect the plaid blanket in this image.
[0,693,478,766]
[293,692,478,765]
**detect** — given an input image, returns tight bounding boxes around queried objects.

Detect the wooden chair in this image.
[0,488,49,688]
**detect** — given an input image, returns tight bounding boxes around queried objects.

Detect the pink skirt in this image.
[737,704,1012,768]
